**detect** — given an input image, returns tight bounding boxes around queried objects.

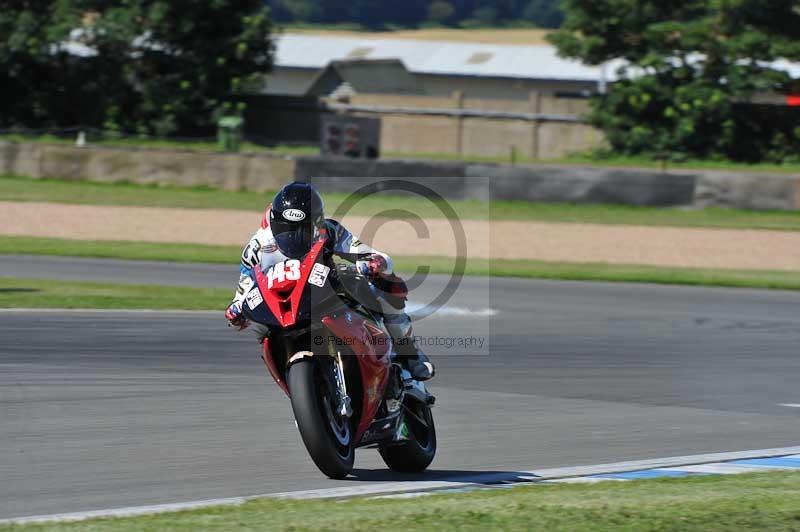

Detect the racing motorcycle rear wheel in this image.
[288,358,355,479]
[379,400,436,473]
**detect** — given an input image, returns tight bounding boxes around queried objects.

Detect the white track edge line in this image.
[4,445,800,525]
[0,308,219,314]
[0,305,498,317]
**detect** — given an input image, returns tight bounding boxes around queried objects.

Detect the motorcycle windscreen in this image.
[254,239,341,328]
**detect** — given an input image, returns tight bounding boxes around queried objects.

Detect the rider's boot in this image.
[394,333,435,381]
[375,280,435,381]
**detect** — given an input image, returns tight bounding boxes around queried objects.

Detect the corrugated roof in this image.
[274,33,622,82]
[306,59,420,95]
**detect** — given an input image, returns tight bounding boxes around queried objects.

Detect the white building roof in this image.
[274,33,622,82]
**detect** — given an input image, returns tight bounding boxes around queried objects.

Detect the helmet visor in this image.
[272,220,318,259]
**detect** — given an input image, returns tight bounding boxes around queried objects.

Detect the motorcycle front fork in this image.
[324,343,412,442]
[328,342,352,419]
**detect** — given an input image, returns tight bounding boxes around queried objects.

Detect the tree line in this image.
[268,0,565,30]
[0,1,272,137]
[4,1,800,163]
[551,0,800,163]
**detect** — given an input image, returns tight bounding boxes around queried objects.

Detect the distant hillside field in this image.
[282,27,552,45]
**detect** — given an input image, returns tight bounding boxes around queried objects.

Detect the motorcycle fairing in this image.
[261,337,289,395]
[254,238,327,328]
[322,313,391,444]
[242,286,282,327]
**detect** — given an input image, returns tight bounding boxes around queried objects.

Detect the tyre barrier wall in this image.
[294,156,800,210]
[2,142,799,210]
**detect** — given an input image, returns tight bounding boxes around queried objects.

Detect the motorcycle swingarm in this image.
[356,392,433,448]
[356,410,404,447]
[403,378,435,406]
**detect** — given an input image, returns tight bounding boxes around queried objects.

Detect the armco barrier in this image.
[1,142,798,210]
[465,164,696,206]
[294,156,794,209]
[693,171,800,211]
[293,156,477,200]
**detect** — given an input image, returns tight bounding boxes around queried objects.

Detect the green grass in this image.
[382,149,800,173]
[2,237,800,292]
[0,134,317,155]
[0,277,229,310]
[4,173,800,229]
[395,255,800,290]
[4,471,800,531]
[560,152,800,173]
[0,237,241,264]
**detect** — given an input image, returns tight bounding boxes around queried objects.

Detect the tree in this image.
[468,5,499,25]
[549,0,800,162]
[87,0,274,136]
[347,0,428,29]
[0,0,273,136]
[0,0,84,128]
[522,0,564,29]
[268,0,322,23]
[263,0,566,30]
[427,1,456,24]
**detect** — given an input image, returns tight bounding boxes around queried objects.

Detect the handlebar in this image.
[336,263,362,277]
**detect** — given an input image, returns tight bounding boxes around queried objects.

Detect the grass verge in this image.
[281,26,553,45]
[0,277,228,310]
[0,237,242,265]
[394,256,800,291]
[0,134,316,155]
[3,471,800,531]
[3,174,800,229]
[2,237,800,292]
[384,149,800,173]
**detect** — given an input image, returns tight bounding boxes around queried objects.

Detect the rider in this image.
[224,181,435,381]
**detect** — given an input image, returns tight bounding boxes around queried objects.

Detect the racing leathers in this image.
[226,209,434,381]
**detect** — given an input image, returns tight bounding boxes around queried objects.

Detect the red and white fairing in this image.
[254,235,392,444]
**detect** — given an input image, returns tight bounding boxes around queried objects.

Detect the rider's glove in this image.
[225,302,249,331]
[356,255,388,278]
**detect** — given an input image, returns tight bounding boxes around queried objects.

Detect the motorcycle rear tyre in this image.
[379,403,436,473]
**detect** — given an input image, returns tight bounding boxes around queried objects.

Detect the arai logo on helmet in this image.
[282,208,306,222]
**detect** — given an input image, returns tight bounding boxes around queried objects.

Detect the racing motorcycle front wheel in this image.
[379,400,436,473]
[288,358,355,479]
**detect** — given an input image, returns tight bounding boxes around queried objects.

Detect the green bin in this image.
[217,116,243,152]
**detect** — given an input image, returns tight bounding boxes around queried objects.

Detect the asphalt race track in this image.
[2,255,800,519]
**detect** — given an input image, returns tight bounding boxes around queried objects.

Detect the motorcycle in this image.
[239,233,436,479]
